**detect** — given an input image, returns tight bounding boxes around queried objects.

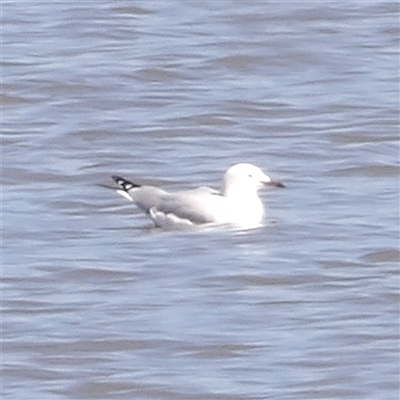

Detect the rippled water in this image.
[3,1,399,399]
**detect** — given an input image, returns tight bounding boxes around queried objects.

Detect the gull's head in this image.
[222,163,284,197]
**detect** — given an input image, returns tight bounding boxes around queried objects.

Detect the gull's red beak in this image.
[265,179,285,188]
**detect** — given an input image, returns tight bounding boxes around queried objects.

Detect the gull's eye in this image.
[248,174,253,178]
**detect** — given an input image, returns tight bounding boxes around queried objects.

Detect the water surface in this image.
[3,1,399,399]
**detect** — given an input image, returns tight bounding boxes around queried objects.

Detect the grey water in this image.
[2,1,399,399]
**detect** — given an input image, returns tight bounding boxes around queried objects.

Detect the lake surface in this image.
[2,1,399,399]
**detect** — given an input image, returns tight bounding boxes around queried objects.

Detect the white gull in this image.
[112,163,284,229]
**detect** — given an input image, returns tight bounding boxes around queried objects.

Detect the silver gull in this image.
[112,163,284,229]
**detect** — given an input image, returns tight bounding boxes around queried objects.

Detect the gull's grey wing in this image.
[126,185,168,212]
[155,187,226,224]
[112,176,167,212]
[113,176,227,225]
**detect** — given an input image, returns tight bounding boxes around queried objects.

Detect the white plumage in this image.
[112,163,284,229]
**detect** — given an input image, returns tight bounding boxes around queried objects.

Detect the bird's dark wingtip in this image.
[112,175,141,191]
